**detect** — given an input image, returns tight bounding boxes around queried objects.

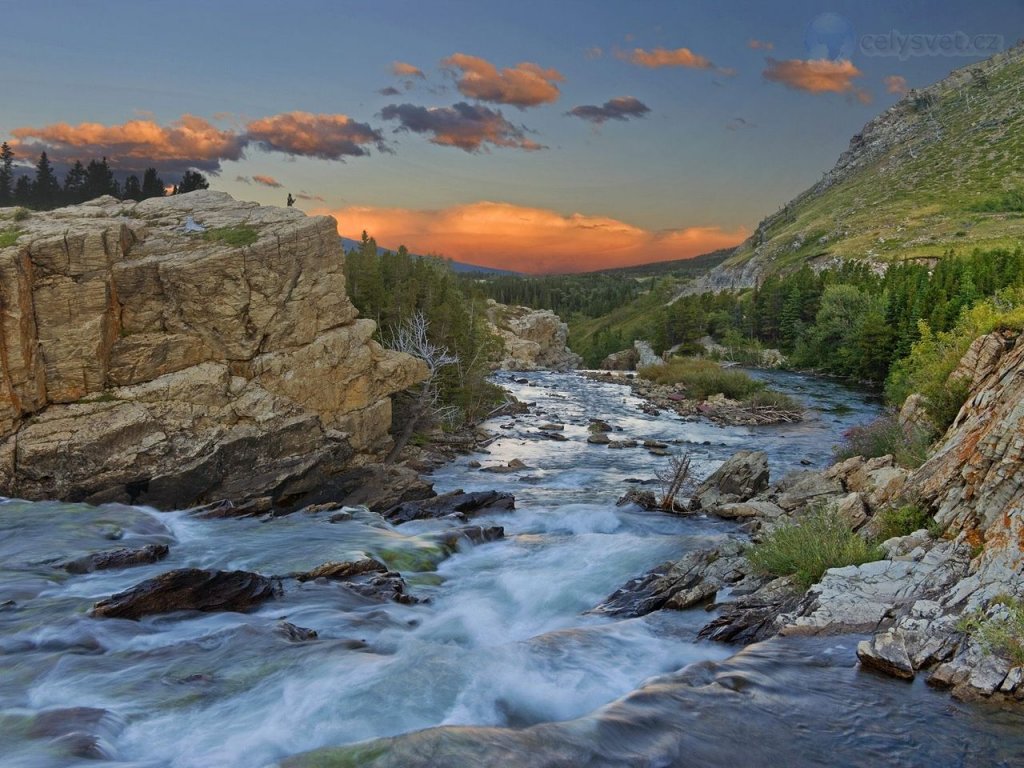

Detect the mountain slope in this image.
[687,42,1024,294]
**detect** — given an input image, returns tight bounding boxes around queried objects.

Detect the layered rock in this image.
[0,192,427,507]
[484,300,581,371]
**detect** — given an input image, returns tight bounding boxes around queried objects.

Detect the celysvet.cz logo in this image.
[860,30,1004,59]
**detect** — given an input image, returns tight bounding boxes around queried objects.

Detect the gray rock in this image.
[857,630,915,679]
[691,450,770,510]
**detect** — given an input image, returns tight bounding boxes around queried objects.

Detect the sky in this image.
[3,0,1022,273]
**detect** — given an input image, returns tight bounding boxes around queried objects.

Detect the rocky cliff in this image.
[0,192,427,508]
[485,299,581,371]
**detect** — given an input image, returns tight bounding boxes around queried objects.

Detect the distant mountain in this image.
[684,42,1024,295]
[585,248,733,278]
[338,237,516,275]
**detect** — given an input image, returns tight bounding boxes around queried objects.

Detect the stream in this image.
[2,370,1023,767]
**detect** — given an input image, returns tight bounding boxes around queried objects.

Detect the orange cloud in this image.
[392,61,425,78]
[624,46,713,69]
[245,111,386,160]
[442,53,564,108]
[252,174,281,187]
[885,74,909,95]
[748,39,774,51]
[10,115,244,173]
[317,201,747,274]
[762,57,864,95]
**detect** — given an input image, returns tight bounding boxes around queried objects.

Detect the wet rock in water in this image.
[643,440,669,449]
[277,621,319,642]
[588,419,613,433]
[299,464,435,514]
[434,525,505,552]
[690,450,770,510]
[480,458,530,473]
[857,630,915,679]
[467,460,482,468]
[295,558,388,582]
[539,430,569,442]
[538,422,564,431]
[699,576,803,644]
[91,568,281,619]
[616,488,658,510]
[383,490,515,525]
[28,706,121,760]
[189,497,274,519]
[587,433,611,445]
[62,543,170,574]
[592,542,748,617]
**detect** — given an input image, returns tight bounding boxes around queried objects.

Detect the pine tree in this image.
[13,175,32,206]
[63,160,87,204]
[122,175,142,201]
[84,158,117,200]
[174,170,209,194]
[141,168,165,199]
[0,142,13,206]
[33,152,60,209]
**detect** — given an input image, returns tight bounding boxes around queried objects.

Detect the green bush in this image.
[202,225,259,247]
[12,207,30,222]
[833,410,932,468]
[639,357,765,400]
[968,189,1024,213]
[957,597,1024,666]
[873,504,933,541]
[742,390,802,413]
[748,507,882,588]
[0,228,21,248]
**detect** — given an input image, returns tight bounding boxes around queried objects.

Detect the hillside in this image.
[687,42,1024,294]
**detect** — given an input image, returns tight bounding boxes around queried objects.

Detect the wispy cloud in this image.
[380,102,545,152]
[748,39,774,51]
[378,86,402,96]
[725,116,755,131]
[392,61,425,79]
[566,96,650,125]
[315,200,747,274]
[585,46,604,60]
[442,53,564,108]
[252,174,282,187]
[622,46,712,69]
[884,74,910,95]
[762,57,870,102]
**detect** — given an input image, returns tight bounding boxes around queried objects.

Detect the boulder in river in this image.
[690,450,770,510]
[383,490,515,525]
[295,558,388,582]
[91,568,281,619]
[62,544,170,574]
[433,525,505,552]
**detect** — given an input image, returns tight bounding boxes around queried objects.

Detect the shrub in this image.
[639,357,765,400]
[957,597,1024,666]
[748,506,882,588]
[0,227,21,248]
[12,207,30,222]
[873,504,933,542]
[202,225,259,247]
[743,390,802,413]
[968,189,1024,213]
[833,410,932,468]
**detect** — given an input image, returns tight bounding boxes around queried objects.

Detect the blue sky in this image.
[3,0,1021,271]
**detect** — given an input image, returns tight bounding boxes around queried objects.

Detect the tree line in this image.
[345,232,504,428]
[458,272,644,320]
[0,141,209,210]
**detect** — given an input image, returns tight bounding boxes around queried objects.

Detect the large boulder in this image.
[383,489,515,525]
[91,568,281,619]
[485,300,581,371]
[691,450,770,510]
[0,192,427,508]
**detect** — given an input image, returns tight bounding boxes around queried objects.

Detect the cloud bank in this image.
[380,102,544,152]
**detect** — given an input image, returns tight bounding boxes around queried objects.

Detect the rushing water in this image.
[1,370,1022,767]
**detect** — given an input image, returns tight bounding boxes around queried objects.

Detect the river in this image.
[2,370,1022,767]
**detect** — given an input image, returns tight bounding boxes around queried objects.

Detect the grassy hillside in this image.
[720,43,1024,280]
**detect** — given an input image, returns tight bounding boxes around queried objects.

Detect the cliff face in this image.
[484,300,582,371]
[0,192,427,508]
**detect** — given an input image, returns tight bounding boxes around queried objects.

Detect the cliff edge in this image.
[0,191,427,508]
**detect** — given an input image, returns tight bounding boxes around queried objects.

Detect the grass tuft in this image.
[748,506,882,589]
[957,597,1024,666]
[202,224,259,247]
[834,410,931,468]
[0,228,21,248]
[639,357,765,400]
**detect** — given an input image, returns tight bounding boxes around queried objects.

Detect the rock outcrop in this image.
[0,192,427,508]
[485,300,581,371]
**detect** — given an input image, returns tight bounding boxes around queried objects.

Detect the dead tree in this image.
[383,312,459,463]
[656,451,693,512]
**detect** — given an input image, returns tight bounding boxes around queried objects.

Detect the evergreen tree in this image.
[122,174,143,201]
[13,175,32,206]
[63,160,87,204]
[0,142,13,206]
[141,168,165,199]
[32,152,60,209]
[83,158,117,200]
[174,170,209,194]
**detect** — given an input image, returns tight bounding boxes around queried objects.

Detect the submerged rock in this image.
[91,568,281,619]
[383,490,515,525]
[62,543,170,574]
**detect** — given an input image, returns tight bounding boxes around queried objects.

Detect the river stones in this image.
[62,544,170,574]
[295,558,389,582]
[480,458,530,473]
[293,557,419,604]
[383,490,515,525]
[91,568,281,619]
[433,525,505,552]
